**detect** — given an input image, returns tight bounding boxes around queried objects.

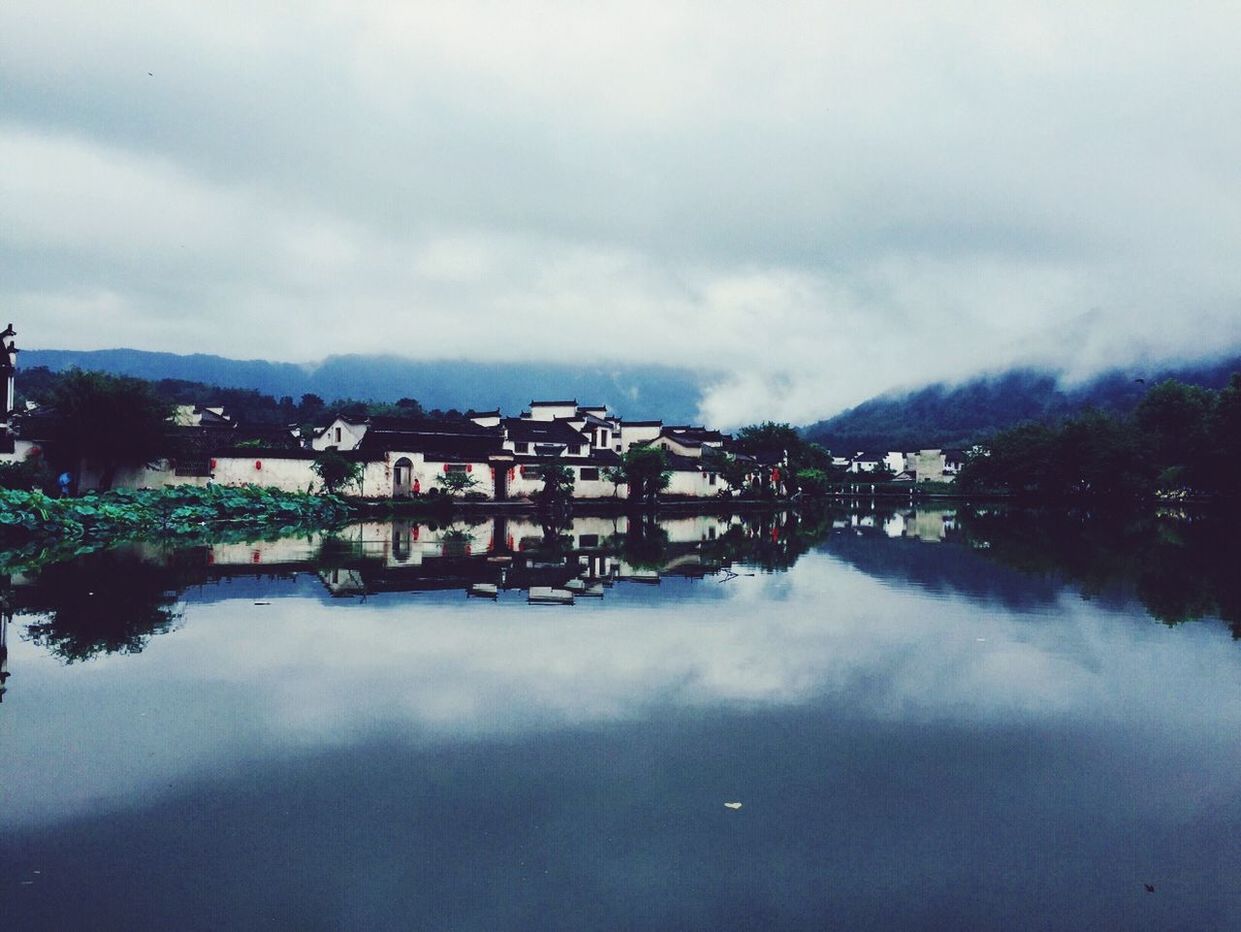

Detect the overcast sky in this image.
[3,2,1240,424]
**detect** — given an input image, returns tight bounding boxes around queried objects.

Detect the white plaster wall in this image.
[663,468,726,498]
[311,419,367,451]
[421,457,497,498]
[0,439,44,466]
[618,423,662,452]
[913,450,948,482]
[528,404,577,421]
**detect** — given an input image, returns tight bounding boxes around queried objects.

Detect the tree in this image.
[717,454,753,495]
[298,393,326,420]
[1134,380,1216,490]
[601,464,627,500]
[48,370,172,490]
[537,462,576,509]
[1210,374,1241,498]
[435,469,481,497]
[793,467,833,497]
[311,450,363,494]
[732,422,832,496]
[622,446,671,503]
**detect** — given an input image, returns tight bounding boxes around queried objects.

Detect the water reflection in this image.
[4,507,1240,673]
[5,507,1241,928]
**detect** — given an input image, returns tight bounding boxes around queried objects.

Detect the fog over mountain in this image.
[5,3,1241,424]
[805,354,1241,452]
[21,348,715,423]
[25,347,1241,445]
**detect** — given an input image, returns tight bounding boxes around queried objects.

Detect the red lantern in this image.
[255,460,262,470]
[209,458,217,469]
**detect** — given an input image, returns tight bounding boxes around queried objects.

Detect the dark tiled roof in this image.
[664,453,713,472]
[659,432,703,447]
[365,415,490,434]
[465,409,501,418]
[620,420,662,427]
[672,428,726,443]
[749,449,785,466]
[530,400,577,407]
[586,449,622,466]
[503,418,588,445]
[509,450,622,467]
[359,430,505,462]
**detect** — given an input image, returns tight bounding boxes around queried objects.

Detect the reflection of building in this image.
[0,599,10,703]
[297,515,746,598]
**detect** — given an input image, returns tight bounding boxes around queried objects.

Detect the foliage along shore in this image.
[0,485,352,572]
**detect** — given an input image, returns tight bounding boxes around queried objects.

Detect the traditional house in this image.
[310,415,369,451]
[617,420,662,453]
[907,449,955,483]
[357,420,510,499]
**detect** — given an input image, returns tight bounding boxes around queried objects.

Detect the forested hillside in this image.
[21,349,714,423]
[805,356,1241,451]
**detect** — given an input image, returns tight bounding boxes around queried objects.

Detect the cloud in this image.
[3,1,1240,423]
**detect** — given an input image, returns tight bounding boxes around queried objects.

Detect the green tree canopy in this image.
[435,469,481,497]
[622,446,671,503]
[536,462,576,509]
[49,370,173,490]
[311,450,363,494]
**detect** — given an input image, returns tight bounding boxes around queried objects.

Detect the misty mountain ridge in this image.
[804,355,1241,453]
[20,348,719,424]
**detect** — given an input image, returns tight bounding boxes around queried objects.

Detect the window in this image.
[579,534,599,547]
[521,466,543,479]
[516,442,530,453]
[575,445,586,455]
[579,467,600,481]
[445,463,469,473]
[708,472,717,485]
[334,427,342,443]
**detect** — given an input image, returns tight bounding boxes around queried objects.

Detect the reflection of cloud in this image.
[5,552,1241,830]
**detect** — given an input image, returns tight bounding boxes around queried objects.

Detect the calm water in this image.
[3,507,1240,930]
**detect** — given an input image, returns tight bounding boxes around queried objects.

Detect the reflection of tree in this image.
[957,507,1241,636]
[700,510,827,572]
[314,533,366,569]
[21,549,191,662]
[614,517,670,570]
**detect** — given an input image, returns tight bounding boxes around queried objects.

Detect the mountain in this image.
[804,356,1241,452]
[20,349,718,423]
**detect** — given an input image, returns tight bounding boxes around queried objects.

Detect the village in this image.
[0,328,967,501]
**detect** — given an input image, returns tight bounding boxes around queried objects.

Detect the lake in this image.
[3,506,1240,930]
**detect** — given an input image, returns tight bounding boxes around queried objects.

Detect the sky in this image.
[3,1,1240,425]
